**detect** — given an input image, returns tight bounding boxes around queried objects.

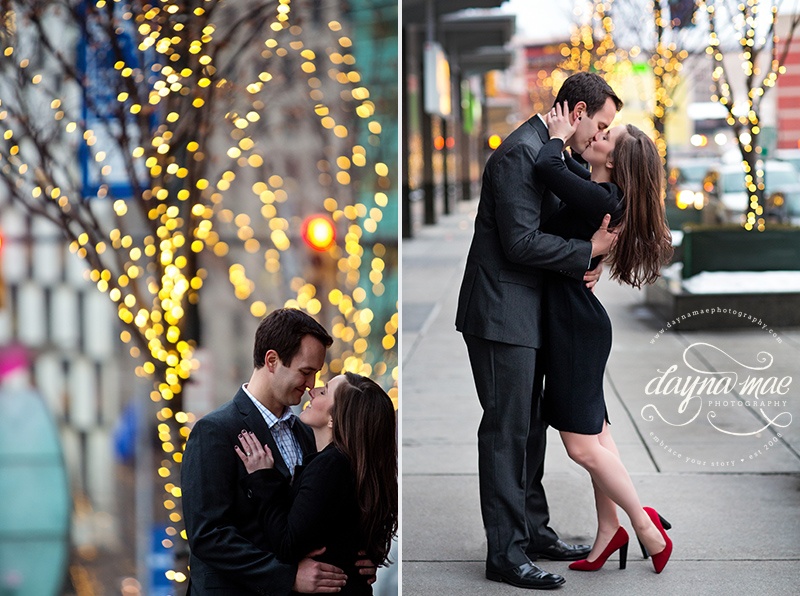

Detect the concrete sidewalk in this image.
[401,200,800,595]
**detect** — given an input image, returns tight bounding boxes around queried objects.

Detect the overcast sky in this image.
[501,0,576,42]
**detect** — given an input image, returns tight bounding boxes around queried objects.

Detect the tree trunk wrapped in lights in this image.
[702,0,800,231]
[528,1,628,118]
[0,0,397,586]
[604,0,704,170]
[561,0,624,77]
[650,0,693,167]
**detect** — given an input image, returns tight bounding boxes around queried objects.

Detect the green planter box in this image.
[682,225,800,279]
[665,204,703,231]
[645,225,800,329]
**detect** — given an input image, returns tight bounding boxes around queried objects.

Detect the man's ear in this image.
[572,101,587,123]
[265,349,279,372]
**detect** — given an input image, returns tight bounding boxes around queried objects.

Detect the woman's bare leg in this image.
[561,425,666,557]
[593,424,622,542]
[577,428,619,561]
[588,477,620,561]
[597,423,620,458]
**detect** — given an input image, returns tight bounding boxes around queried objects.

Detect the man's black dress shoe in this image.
[486,561,565,590]
[529,539,591,561]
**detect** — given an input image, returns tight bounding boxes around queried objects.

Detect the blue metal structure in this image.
[0,387,70,596]
[348,0,399,392]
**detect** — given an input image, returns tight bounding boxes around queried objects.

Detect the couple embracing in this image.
[182,308,398,594]
[456,72,675,589]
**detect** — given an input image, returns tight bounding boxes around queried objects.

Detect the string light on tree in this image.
[701,0,799,231]
[560,1,623,76]
[528,0,629,115]
[649,0,693,165]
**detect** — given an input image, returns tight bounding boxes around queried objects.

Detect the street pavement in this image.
[401,198,800,595]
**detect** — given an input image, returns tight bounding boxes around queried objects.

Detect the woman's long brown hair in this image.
[607,125,674,288]
[331,372,398,565]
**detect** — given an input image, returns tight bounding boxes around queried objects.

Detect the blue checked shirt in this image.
[243,384,303,477]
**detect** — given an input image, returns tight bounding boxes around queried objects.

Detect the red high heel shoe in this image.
[638,513,671,558]
[643,507,673,573]
[568,527,629,571]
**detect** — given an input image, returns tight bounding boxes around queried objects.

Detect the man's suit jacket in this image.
[455,116,592,348]
[182,388,316,595]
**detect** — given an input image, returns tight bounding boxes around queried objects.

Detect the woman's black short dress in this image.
[535,139,625,435]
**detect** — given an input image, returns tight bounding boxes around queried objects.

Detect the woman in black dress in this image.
[235,372,397,594]
[534,102,674,573]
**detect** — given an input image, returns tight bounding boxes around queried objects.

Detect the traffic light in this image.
[301,214,336,252]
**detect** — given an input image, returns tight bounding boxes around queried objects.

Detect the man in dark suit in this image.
[182,308,366,594]
[455,72,623,590]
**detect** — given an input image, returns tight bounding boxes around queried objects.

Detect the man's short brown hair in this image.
[553,72,623,117]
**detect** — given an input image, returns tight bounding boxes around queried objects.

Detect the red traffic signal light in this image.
[301,214,336,252]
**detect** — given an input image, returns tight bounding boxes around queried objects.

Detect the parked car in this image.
[774,148,800,182]
[664,157,719,229]
[701,160,800,224]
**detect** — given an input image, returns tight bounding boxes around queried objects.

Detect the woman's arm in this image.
[564,152,591,180]
[535,138,620,222]
[244,447,351,563]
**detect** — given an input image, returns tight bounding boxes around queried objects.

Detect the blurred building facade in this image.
[402,0,515,237]
[777,11,800,150]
